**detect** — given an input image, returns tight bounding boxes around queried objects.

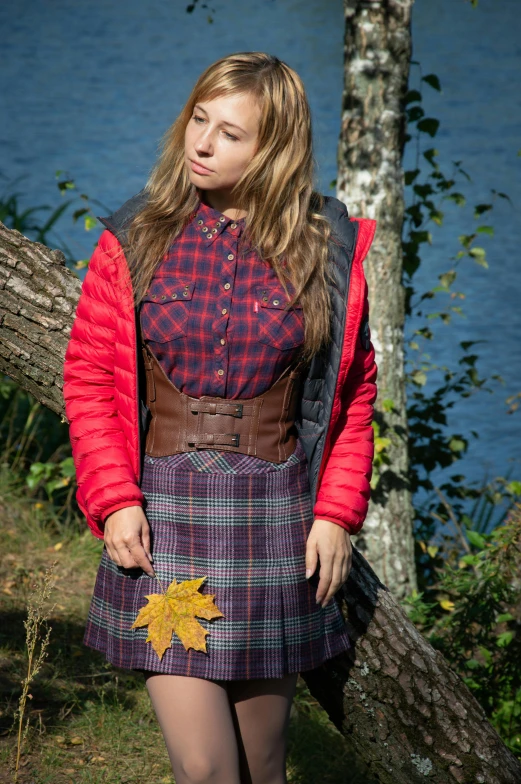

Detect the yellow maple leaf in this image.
[131,577,224,660]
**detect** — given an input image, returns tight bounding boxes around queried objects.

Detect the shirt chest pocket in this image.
[140,278,195,342]
[256,286,305,351]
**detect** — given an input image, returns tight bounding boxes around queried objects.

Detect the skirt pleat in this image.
[83,439,352,680]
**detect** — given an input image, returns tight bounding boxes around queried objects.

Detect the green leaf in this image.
[458,233,475,249]
[469,247,488,268]
[460,554,480,566]
[476,225,494,236]
[496,631,514,648]
[404,169,420,185]
[411,370,427,387]
[417,118,440,137]
[447,193,466,207]
[422,74,441,92]
[405,89,422,105]
[496,612,514,624]
[60,456,76,478]
[84,215,97,231]
[407,106,425,123]
[439,270,456,289]
[449,437,466,453]
[466,529,486,549]
[506,481,521,496]
[423,148,439,165]
[382,398,395,413]
[474,203,492,217]
[72,207,89,222]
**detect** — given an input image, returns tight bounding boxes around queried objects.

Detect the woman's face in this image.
[184,92,261,202]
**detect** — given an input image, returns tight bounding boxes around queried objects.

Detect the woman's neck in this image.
[200,190,247,220]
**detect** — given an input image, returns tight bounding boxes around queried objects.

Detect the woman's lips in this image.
[190,159,214,175]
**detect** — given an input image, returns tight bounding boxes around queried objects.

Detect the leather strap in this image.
[142,344,303,463]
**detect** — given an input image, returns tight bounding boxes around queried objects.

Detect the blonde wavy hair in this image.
[127,51,332,360]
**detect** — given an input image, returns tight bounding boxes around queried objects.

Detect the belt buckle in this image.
[229,433,240,447]
[233,404,243,418]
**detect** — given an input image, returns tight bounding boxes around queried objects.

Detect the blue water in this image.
[1,0,520,492]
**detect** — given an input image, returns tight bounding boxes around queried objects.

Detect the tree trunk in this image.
[1,222,519,783]
[337,0,417,598]
[0,223,81,416]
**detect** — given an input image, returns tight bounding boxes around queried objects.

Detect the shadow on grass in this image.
[0,608,143,737]
[287,681,369,784]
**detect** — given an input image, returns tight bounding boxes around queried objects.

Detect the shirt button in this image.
[221,308,228,315]
[172,293,177,299]
[219,216,226,223]
[227,254,234,260]
[197,219,203,225]
[224,282,231,290]
[212,228,218,233]
[220,338,226,345]
[202,226,208,232]
[217,369,224,376]
[230,223,237,229]
[273,299,280,305]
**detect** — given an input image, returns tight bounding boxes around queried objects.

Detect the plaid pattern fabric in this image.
[83,438,352,679]
[139,199,305,399]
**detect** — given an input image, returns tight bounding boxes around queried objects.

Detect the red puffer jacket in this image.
[63,220,377,540]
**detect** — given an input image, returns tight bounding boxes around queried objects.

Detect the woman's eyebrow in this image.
[194,104,247,134]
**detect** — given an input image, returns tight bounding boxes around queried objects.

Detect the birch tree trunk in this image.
[337,0,417,598]
[1,222,520,783]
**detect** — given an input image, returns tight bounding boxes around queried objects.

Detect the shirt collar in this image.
[192,200,245,243]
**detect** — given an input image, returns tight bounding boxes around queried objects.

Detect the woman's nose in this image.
[195,131,213,156]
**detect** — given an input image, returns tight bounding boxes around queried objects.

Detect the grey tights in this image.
[144,672,298,784]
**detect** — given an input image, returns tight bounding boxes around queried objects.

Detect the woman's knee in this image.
[175,753,229,783]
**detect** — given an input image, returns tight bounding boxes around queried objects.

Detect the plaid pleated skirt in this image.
[83,438,352,680]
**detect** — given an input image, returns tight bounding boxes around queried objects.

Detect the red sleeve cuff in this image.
[101,502,144,524]
[312,515,363,535]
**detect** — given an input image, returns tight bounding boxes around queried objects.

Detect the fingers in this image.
[305,537,318,580]
[104,508,155,577]
[142,526,153,564]
[316,555,333,607]
[321,557,350,607]
[312,527,353,607]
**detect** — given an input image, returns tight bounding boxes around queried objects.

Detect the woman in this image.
[63,52,377,784]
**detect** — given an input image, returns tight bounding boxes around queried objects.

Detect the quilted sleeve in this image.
[313,280,377,534]
[63,230,144,539]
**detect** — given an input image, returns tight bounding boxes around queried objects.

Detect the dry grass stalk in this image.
[13,560,56,779]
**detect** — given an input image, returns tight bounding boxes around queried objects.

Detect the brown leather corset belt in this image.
[142,345,304,463]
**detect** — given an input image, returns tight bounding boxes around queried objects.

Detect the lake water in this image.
[1,0,520,496]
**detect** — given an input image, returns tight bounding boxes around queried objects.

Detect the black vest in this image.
[99,192,357,507]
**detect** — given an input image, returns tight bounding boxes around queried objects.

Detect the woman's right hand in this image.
[104,506,155,577]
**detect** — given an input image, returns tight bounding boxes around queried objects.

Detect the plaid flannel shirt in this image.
[140,199,305,399]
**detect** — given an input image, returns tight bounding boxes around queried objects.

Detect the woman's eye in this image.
[193,115,205,124]
[224,132,238,141]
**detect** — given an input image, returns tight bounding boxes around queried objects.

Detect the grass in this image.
[0,468,364,784]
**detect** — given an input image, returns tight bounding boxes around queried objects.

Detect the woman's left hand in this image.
[305,519,352,607]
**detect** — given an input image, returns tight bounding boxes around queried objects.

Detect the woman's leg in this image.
[144,673,241,784]
[227,674,298,784]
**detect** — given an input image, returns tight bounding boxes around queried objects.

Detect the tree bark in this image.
[337,0,417,598]
[0,223,81,416]
[1,222,520,783]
